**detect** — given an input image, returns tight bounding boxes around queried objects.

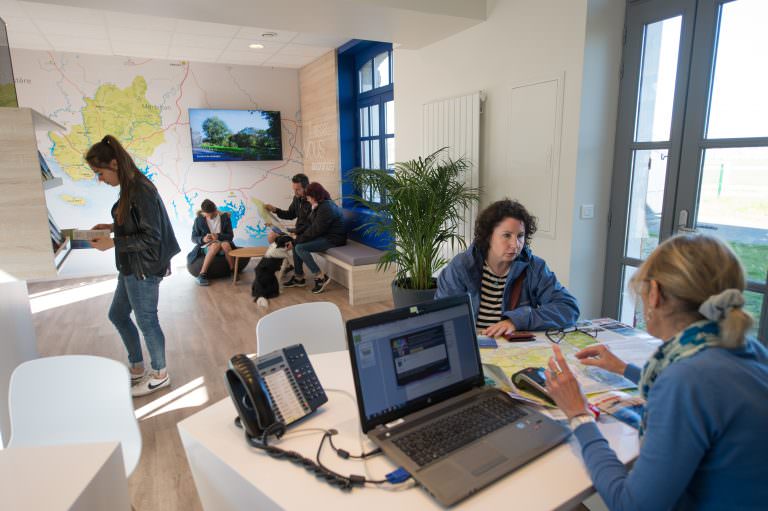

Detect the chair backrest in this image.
[256,302,346,356]
[8,355,142,477]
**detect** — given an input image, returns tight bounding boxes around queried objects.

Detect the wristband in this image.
[568,414,595,430]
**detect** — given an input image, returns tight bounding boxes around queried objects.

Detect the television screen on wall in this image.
[0,17,19,107]
[189,108,282,162]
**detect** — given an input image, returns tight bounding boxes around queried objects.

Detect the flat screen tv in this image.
[189,108,282,162]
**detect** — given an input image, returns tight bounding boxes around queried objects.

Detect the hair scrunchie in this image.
[698,289,744,321]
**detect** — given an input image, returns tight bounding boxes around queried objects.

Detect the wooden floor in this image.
[29,266,393,511]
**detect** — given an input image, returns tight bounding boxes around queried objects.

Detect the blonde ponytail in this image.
[720,308,754,348]
[631,234,752,347]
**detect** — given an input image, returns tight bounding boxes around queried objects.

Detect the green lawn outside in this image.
[729,241,768,283]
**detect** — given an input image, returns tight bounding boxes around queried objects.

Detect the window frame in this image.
[337,40,394,250]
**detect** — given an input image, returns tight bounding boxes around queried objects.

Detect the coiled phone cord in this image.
[236,418,391,491]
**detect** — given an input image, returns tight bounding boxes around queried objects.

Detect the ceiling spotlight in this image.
[261,32,277,38]
[249,43,264,49]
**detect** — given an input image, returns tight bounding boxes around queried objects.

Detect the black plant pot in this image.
[391,278,437,308]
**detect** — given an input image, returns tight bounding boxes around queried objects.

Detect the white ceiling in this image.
[0,0,487,68]
[0,0,352,68]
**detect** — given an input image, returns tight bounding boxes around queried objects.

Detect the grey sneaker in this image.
[197,273,209,286]
[131,373,170,398]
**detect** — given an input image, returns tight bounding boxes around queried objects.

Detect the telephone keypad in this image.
[283,344,328,412]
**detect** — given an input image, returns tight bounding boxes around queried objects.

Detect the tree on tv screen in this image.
[199,111,281,159]
[202,116,231,145]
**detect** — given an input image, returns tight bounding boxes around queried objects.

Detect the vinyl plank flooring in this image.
[30,266,393,511]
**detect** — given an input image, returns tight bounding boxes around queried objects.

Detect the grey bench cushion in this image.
[325,241,384,266]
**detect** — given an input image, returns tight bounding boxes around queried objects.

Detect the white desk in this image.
[178,351,640,510]
[0,441,130,511]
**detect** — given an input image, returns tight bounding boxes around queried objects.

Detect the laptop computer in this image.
[346,295,570,506]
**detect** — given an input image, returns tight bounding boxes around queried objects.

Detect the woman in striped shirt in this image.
[436,199,579,335]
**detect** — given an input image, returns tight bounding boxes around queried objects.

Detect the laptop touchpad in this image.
[454,442,509,476]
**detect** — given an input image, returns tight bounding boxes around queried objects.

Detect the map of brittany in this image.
[50,76,165,182]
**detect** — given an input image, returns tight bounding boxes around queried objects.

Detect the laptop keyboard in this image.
[392,395,527,467]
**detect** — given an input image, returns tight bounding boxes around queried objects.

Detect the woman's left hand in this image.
[484,319,516,337]
[545,345,590,419]
[90,237,115,251]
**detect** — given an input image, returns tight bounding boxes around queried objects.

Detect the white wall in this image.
[394,0,625,317]
[394,0,589,294]
[570,0,626,317]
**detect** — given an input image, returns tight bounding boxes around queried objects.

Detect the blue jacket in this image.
[435,243,579,330]
[575,338,768,511]
[186,212,236,264]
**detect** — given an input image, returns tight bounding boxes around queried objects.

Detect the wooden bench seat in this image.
[314,241,395,305]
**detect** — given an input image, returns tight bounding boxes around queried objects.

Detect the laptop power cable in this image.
[236,419,412,491]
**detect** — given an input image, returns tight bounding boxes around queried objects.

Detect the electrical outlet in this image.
[580,204,595,219]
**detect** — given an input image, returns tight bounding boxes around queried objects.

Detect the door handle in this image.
[677,210,697,233]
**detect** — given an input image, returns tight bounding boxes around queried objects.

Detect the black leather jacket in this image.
[112,179,180,278]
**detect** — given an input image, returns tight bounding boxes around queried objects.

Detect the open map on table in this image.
[481,320,662,404]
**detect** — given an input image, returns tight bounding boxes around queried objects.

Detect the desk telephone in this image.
[225,344,328,439]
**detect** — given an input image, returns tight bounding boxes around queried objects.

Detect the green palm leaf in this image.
[348,147,480,290]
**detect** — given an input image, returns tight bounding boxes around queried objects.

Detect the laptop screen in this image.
[347,295,483,432]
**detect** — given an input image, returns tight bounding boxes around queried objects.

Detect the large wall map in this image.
[12,49,305,261]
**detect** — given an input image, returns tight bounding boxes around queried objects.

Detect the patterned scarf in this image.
[637,320,721,438]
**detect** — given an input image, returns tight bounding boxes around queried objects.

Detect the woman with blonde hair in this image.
[545,233,767,510]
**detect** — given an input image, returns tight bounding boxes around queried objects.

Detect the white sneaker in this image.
[131,373,170,397]
[130,370,146,385]
[256,297,269,307]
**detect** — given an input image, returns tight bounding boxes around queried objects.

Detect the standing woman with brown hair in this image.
[86,135,180,398]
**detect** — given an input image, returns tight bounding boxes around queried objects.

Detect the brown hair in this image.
[473,199,538,254]
[85,135,153,225]
[630,234,753,347]
[305,182,331,202]
[201,199,217,214]
[291,173,309,189]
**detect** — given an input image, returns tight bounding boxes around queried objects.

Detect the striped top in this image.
[476,263,509,330]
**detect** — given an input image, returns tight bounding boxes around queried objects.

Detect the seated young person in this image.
[187,199,236,286]
[436,199,579,335]
[282,182,346,294]
[265,172,311,243]
[546,234,768,511]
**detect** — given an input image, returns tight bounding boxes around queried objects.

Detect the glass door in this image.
[605,0,767,342]
[603,0,696,328]
[674,0,768,340]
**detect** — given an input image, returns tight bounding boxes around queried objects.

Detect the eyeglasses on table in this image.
[544,326,599,344]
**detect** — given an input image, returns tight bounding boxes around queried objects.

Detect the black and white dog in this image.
[251,234,293,307]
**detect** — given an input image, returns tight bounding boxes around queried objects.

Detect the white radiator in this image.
[422,91,482,263]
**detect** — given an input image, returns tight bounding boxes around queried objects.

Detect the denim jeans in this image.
[293,238,335,276]
[108,273,166,371]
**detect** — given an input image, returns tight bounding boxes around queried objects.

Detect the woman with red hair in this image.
[283,182,346,293]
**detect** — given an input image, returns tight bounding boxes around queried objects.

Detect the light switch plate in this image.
[580,204,595,219]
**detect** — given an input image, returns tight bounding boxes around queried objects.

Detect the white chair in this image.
[256,302,346,356]
[7,355,142,477]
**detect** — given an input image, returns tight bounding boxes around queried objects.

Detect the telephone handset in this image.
[225,344,328,439]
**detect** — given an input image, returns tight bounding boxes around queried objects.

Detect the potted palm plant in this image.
[348,148,479,307]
